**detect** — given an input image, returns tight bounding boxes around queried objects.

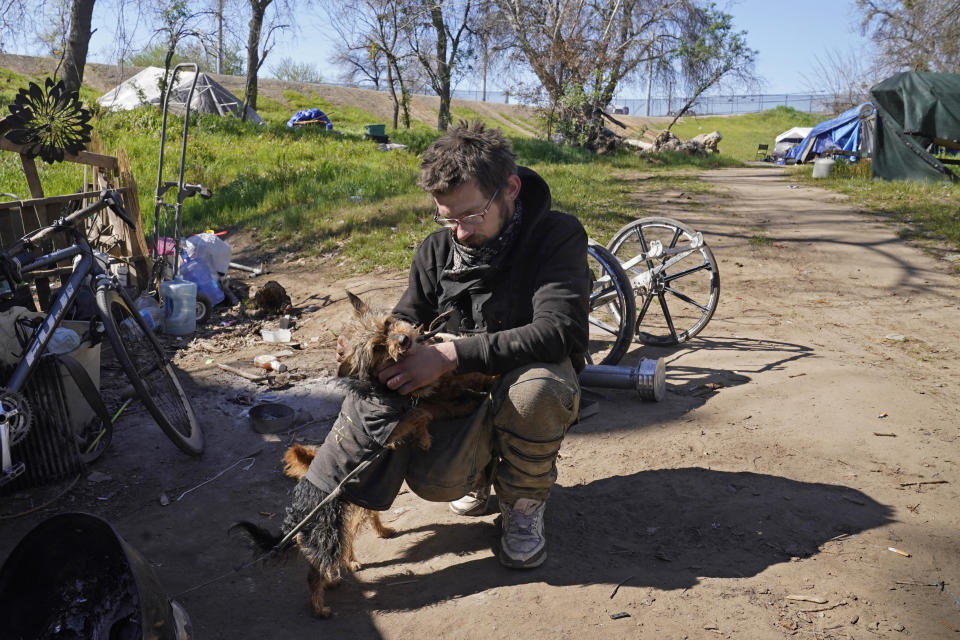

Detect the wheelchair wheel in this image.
[607,217,719,346]
[586,243,636,365]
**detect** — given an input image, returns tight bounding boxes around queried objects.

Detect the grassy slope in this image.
[1,66,956,271]
[671,106,822,161]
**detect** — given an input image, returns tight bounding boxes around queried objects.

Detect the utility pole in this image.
[645,60,653,116]
[216,0,224,74]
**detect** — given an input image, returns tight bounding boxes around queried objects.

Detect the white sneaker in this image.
[449,486,491,516]
[499,498,547,568]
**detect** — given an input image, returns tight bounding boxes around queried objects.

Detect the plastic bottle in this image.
[253,355,287,372]
[135,295,164,332]
[159,276,197,336]
[179,256,225,306]
[48,328,81,354]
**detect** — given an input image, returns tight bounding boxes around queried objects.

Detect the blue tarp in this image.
[286,108,333,128]
[786,103,875,163]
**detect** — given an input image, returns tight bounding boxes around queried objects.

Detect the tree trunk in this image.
[61,0,96,96]
[430,3,451,131]
[386,55,399,129]
[243,0,271,121]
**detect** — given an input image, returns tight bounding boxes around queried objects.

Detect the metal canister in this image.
[578,357,666,401]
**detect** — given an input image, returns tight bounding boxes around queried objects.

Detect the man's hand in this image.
[378,341,458,395]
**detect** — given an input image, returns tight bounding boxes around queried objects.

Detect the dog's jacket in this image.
[302,390,412,510]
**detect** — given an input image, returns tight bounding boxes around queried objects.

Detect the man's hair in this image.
[418,120,517,197]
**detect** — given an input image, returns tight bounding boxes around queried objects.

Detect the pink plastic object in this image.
[150,237,177,256]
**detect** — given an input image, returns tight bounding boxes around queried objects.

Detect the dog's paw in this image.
[311,604,333,619]
[347,560,362,572]
[416,431,432,450]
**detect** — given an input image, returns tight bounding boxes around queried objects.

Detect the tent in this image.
[771,126,812,159]
[869,72,960,182]
[786,103,876,163]
[97,67,264,125]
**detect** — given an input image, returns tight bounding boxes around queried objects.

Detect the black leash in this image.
[172,447,388,599]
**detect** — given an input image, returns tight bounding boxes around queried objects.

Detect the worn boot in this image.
[499,497,547,568]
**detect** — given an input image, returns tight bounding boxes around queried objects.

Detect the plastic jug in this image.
[159,276,197,336]
[179,256,225,306]
[135,295,165,332]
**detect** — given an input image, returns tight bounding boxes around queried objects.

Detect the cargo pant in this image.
[490,359,580,502]
[405,359,580,505]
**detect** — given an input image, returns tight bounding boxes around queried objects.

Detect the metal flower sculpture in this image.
[4,78,93,164]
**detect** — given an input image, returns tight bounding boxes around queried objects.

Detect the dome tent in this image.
[869,71,960,182]
[98,66,264,125]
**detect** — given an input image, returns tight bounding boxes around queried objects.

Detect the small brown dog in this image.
[337,290,498,450]
[233,292,497,618]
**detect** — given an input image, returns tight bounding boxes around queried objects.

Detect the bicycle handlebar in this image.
[0,190,134,260]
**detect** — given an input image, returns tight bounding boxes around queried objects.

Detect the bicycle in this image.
[0,190,203,487]
[585,216,720,366]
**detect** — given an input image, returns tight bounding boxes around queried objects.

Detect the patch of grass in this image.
[796,160,960,255]
[672,106,822,162]
[749,233,772,247]
[0,70,742,272]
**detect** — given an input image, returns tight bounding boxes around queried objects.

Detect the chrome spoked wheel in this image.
[586,243,636,365]
[607,217,720,346]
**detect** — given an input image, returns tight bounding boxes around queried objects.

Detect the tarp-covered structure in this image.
[98,67,264,125]
[772,126,812,159]
[869,72,960,182]
[786,103,876,163]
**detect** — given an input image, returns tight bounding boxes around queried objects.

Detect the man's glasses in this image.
[433,187,501,229]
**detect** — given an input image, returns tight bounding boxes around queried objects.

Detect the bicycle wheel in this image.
[607,217,720,346]
[586,243,636,365]
[95,285,203,455]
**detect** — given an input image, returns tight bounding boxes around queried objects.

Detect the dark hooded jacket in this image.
[393,166,590,374]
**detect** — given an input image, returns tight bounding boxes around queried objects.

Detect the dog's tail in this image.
[282,444,317,479]
[230,521,284,554]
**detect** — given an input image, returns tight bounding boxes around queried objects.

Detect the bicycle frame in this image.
[0,237,121,483]
[0,192,137,485]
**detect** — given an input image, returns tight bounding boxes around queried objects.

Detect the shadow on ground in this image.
[352,468,892,614]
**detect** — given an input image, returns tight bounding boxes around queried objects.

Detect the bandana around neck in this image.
[447,198,524,278]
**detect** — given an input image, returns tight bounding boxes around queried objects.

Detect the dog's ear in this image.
[346,291,369,316]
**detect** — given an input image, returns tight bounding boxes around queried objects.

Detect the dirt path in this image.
[2,166,958,639]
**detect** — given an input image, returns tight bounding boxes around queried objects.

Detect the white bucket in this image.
[812,157,835,179]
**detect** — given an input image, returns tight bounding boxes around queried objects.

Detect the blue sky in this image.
[85,0,872,97]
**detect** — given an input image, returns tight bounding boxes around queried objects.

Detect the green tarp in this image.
[870,72,960,182]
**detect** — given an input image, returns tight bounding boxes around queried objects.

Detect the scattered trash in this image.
[885,334,906,342]
[229,261,264,276]
[253,355,287,372]
[175,453,260,502]
[204,358,214,365]
[610,612,630,620]
[86,471,112,484]
[874,431,896,437]
[261,328,292,343]
[159,492,170,506]
[303,305,319,313]
[877,412,889,419]
[888,546,911,557]
[249,403,295,433]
